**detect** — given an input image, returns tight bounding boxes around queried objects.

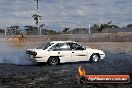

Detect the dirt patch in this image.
[1,33,132,42]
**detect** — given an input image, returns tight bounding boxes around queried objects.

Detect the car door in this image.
[48,43,73,63]
[68,43,88,62]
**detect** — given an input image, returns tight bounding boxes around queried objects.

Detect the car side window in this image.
[68,43,84,50]
[50,43,71,51]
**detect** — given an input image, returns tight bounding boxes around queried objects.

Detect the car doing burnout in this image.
[26,41,105,65]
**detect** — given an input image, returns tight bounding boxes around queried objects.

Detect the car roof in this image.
[50,41,76,44]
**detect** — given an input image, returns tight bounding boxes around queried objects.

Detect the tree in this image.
[111,25,119,28]
[47,29,57,35]
[62,28,70,33]
[24,25,37,35]
[107,21,112,25]
[92,24,100,32]
[69,28,88,34]
[40,29,57,35]
[7,25,21,35]
[0,29,4,33]
[40,24,45,29]
[99,21,119,32]
[127,24,132,27]
[32,14,42,25]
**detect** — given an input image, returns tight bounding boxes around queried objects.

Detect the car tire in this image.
[90,54,100,63]
[48,57,59,65]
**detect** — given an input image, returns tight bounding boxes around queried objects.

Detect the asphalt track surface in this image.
[0,52,132,88]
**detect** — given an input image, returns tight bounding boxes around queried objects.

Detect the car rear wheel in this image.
[48,57,59,65]
[90,54,100,63]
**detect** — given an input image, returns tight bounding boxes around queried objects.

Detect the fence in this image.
[0,27,93,35]
[0,33,132,42]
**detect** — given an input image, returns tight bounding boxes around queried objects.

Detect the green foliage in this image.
[127,24,132,27]
[99,21,119,32]
[7,25,22,35]
[32,14,42,25]
[41,29,58,35]
[24,25,38,35]
[40,24,45,29]
[69,28,88,34]
[91,24,100,33]
[0,29,5,33]
[24,25,57,35]
[4,21,132,35]
[62,28,70,33]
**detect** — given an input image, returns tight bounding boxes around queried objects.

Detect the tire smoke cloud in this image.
[0,42,32,65]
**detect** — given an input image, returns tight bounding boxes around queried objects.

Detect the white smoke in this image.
[0,42,32,65]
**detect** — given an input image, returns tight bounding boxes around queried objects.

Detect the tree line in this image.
[0,22,132,35]
[62,22,132,34]
[4,25,58,35]
[1,0,132,35]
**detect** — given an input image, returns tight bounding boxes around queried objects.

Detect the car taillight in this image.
[33,52,37,56]
[26,50,37,56]
[26,50,29,54]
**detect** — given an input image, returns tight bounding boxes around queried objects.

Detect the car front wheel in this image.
[90,54,100,63]
[48,57,59,65]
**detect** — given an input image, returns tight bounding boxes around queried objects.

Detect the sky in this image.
[0,0,132,30]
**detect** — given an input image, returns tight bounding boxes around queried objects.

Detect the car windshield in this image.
[37,42,53,50]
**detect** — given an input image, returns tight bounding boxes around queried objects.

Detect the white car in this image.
[26,41,105,65]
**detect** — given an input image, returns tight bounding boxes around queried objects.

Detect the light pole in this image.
[34,0,41,35]
[88,24,91,34]
[5,29,6,35]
